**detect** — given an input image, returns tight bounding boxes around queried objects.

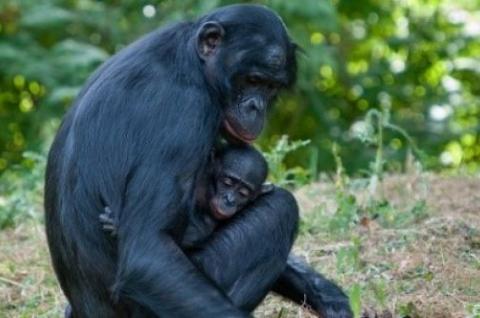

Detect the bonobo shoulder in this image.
[268,187,298,212]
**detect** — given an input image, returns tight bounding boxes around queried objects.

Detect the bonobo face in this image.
[208,145,272,220]
[222,47,292,143]
[209,172,256,220]
[195,5,297,143]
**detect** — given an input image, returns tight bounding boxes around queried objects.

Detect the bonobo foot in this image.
[319,304,353,318]
[301,265,352,318]
[273,255,353,318]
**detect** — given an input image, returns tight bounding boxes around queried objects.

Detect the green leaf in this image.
[348,284,362,318]
[51,40,109,68]
[48,86,81,104]
[268,0,338,31]
[21,5,75,29]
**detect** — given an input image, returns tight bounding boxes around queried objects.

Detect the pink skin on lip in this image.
[223,119,255,144]
[209,199,232,220]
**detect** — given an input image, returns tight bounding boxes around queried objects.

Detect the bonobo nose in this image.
[223,193,235,206]
[244,98,263,112]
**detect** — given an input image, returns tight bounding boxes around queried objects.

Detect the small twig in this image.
[0,276,23,287]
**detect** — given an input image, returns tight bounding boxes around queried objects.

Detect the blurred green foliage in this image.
[0,0,479,175]
[0,151,44,228]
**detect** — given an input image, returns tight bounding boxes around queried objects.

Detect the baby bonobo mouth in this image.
[209,199,232,220]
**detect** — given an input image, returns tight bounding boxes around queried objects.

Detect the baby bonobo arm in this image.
[99,206,117,237]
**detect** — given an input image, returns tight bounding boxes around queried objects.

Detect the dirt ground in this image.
[257,174,480,317]
[1,175,479,317]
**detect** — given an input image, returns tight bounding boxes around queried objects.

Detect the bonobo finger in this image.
[99,214,112,222]
[102,225,117,237]
[104,206,113,214]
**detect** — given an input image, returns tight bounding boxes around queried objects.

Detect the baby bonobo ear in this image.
[196,21,225,60]
[260,182,274,195]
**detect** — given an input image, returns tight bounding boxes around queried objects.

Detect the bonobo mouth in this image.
[209,200,231,220]
[223,119,256,144]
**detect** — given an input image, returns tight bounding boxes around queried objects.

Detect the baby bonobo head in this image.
[209,144,273,220]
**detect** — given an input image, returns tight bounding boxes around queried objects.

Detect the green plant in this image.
[262,135,311,188]
[364,199,428,229]
[398,302,421,318]
[2,0,480,174]
[467,303,480,318]
[298,205,329,235]
[351,105,424,196]
[328,192,359,234]
[369,279,387,308]
[332,142,349,190]
[326,143,359,233]
[275,308,287,318]
[336,236,362,273]
[0,151,45,229]
[348,283,362,318]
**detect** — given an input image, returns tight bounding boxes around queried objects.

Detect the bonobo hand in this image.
[99,206,117,237]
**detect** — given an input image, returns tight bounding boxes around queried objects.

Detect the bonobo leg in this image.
[272,255,353,318]
[188,187,299,312]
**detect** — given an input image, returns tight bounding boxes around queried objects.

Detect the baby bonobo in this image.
[99,144,273,248]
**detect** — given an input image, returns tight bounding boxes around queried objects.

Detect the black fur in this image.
[183,144,271,247]
[45,4,352,317]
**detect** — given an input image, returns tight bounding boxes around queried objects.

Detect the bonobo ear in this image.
[197,21,225,60]
[260,182,274,195]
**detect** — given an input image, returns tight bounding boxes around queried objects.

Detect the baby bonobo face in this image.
[210,173,257,220]
[209,145,273,220]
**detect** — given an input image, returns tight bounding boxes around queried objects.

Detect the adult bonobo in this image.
[45,4,352,318]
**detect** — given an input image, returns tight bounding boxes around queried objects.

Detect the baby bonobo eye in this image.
[246,74,263,86]
[239,187,251,198]
[222,176,234,187]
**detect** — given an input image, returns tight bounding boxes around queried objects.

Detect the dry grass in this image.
[0,222,64,317]
[1,175,479,317]
[257,174,480,317]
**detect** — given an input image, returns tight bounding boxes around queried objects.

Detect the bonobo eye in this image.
[239,187,251,198]
[267,82,279,94]
[268,81,280,90]
[246,74,263,86]
[222,177,234,187]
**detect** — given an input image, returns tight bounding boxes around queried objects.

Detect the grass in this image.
[257,174,480,318]
[0,222,64,317]
[1,174,479,317]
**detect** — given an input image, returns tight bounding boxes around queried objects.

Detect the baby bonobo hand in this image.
[99,206,117,237]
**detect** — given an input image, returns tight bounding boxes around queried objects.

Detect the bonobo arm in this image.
[113,168,248,318]
[272,255,353,318]
[189,187,299,312]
